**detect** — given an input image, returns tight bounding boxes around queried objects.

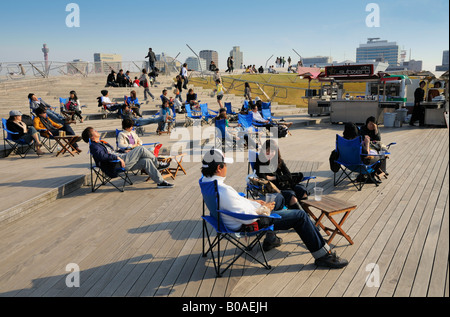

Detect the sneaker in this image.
[158,162,170,170]
[263,236,283,252]
[315,251,348,269]
[157,181,174,189]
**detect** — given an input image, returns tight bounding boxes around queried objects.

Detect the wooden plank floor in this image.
[0,124,448,297]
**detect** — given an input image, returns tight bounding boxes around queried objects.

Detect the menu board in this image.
[325,64,374,78]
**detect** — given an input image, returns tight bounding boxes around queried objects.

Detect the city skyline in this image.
[0,0,448,73]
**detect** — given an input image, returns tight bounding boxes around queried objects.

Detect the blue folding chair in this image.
[184,103,202,127]
[199,178,281,277]
[88,139,133,192]
[333,135,385,191]
[237,113,262,148]
[200,103,218,125]
[2,118,37,158]
[246,150,316,199]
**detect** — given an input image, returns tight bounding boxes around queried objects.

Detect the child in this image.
[214,79,225,109]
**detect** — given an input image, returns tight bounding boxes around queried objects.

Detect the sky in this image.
[0,0,448,72]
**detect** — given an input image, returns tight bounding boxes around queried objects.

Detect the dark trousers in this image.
[410,104,425,126]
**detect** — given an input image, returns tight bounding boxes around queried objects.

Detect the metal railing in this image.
[0,60,183,82]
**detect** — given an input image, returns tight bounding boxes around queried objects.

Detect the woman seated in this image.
[343,122,387,183]
[64,90,84,123]
[126,90,143,118]
[6,110,44,156]
[33,107,81,153]
[254,139,308,210]
[117,119,144,152]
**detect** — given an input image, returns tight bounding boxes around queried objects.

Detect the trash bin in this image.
[395,108,408,123]
[384,112,397,127]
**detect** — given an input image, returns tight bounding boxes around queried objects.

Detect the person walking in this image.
[139,69,155,102]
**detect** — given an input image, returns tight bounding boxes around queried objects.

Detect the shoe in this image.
[315,251,348,269]
[75,148,82,153]
[157,181,174,189]
[158,162,170,170]
[263,236,283,252]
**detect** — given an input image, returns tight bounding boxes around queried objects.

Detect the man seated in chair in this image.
[29,93,66,125]
[33,107,82,153]
[200,149,348,269]
[82,127,174,189]
[100,90,123,112]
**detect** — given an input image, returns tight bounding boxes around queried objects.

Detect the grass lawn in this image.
[188,73,366,107]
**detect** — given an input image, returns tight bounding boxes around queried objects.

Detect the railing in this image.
[0,60,183,82]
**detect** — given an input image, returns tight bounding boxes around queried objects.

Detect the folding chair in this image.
[246,150,316,199]
[59,98,77,123]
[225,102,238,122]
[89,140,133,192]
[184,103,202,127]
[2,118,36,158]
[199,178,281,277]
[237,113,262,148]
[200,103,218,125]
[333,135,385,191]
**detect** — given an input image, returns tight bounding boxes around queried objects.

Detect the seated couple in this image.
[82,126,174,189]
[200,148,348,268]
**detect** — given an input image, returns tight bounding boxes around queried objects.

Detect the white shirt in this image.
[201,176,260,231]
[101,96,114,109]
[252,110,266,123]
[182,67,188,78]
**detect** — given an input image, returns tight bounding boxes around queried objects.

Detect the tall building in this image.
[230,46,244,69]
[93,53,122,74]
[356,38,401,66]
[436,50,449,71]
[199,50,219,70]
[185,56,207,72]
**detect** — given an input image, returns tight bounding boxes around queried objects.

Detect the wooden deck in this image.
[0,123,448,298]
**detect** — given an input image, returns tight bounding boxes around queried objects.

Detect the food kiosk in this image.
[298,67,335,117]
[423,72,449,126]
[321,64,410,125]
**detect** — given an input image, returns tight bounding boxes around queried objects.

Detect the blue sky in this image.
[0,0,448,71]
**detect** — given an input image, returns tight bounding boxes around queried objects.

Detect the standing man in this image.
[145,48,157,72]
[410,81,426,127]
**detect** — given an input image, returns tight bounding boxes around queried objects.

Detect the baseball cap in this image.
[9,110,23,117]
[202,148,234,168]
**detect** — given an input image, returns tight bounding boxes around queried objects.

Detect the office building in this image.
[230,46,244,69]
[199,50,219,70]
[93,53,122,74]
[185,56,207,72]
[356,38,401,66]
[436,50,449,71]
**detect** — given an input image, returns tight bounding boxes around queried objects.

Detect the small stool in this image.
[54,135,80,157]
[300,196,356,245]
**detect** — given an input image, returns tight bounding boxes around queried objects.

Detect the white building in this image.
[230,46,244,69]
[356,38,401,66]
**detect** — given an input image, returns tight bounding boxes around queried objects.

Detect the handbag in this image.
[248,177,280,194]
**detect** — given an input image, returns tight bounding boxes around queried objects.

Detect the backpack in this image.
[329,150,340,173]
[97,96,103,108]
[277,125,288,138]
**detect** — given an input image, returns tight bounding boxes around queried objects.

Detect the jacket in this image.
[89,140,121,178]
[33,116,63,138]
